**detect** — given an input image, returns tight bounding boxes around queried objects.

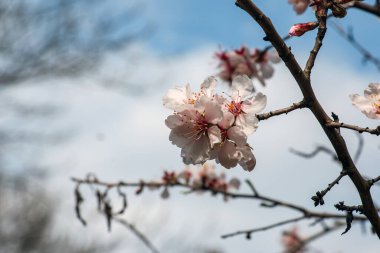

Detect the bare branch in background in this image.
[0,0,147,86]
[330,21,380,71]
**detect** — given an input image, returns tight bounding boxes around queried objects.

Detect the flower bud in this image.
[289,22,319,37]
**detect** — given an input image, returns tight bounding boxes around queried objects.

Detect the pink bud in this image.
[289,22,319,37]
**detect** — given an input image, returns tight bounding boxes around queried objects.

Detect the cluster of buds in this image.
[288,0,358,37]
[216,46,280,88]
[350,83,380,119]
[161,163,241,201]
[163,75,267,172]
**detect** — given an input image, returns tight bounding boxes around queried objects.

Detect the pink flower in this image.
[281,227,304,253]
[289,22,319,37]
[349,83,380,119]
[216,46,280,87]
[288,0,309,15]
[164,75,266,171]
[226,75,267,135]
[163,76,217,112]
[165,102,223,165]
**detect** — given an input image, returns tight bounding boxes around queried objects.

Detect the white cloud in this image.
[2,43,379,253]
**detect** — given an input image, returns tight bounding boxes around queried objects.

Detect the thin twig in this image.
[330,21,380,71]
[256,100,306,121]
[114,217,160,253]
[353,1,380,17]
[221,216,305,239]
[311,171,348,207]
[304,7,327,79]
[327,122,380,135]
[368,175,380,187]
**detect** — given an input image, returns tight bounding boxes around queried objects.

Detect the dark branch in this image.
[353,1,380,17]
[235,0,380,237]
[330,21,380,71]
[311,171,348,207]
[113,217,160,253]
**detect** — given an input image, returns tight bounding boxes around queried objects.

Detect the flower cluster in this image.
[216,46,280,88]
[161,163,241,200]
[163,75,267,172]
[350,83,380,119]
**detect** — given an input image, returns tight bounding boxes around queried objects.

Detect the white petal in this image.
[218,111,235,129]
[364,83,380,98]
[181,134,210,165]
[227,126,247,147]
[238,146,256,172]
[207,126,222,148]
[242,92,267,114]
[169,123,194,148]
[231,75,254,99]
[260,63,274,79]
[218,141,240,169]
[165,114,183,129]
[204,101,223,124]
[194,95,209,113]
[163,86,189,111]
[350,94,380,119]
[208,126,222,148]
[235,114,259,135]
[201,76,217,97]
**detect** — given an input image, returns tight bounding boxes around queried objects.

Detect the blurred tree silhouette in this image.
[0,169,115,253]
[0,0,146,86]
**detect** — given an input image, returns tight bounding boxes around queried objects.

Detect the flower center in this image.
[227,101,243,116]
[373,101,380,114]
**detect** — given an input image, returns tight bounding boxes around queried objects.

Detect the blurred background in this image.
[0,0,379,252]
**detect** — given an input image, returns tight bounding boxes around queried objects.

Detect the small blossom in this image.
[216,46,280,87]
[162,171,178,184]
[281,227,304,253]
[289,22,319,37]
[349,83,380,119]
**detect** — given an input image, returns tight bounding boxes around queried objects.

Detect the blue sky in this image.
[145,0,380,73]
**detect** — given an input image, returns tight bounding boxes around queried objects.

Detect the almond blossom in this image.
[216,46,280,87]
[349,83,380,119]
[163,75,266,171]
[281,227,305,253]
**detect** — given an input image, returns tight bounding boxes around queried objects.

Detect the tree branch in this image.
[304,7,327,79]
[235,0,380,237]
[221,216,305,239]
[353,1,380,17]
[311,171,348,207]
[330,21,380,71]
[327,122,380,135]
[256,100,306,121]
